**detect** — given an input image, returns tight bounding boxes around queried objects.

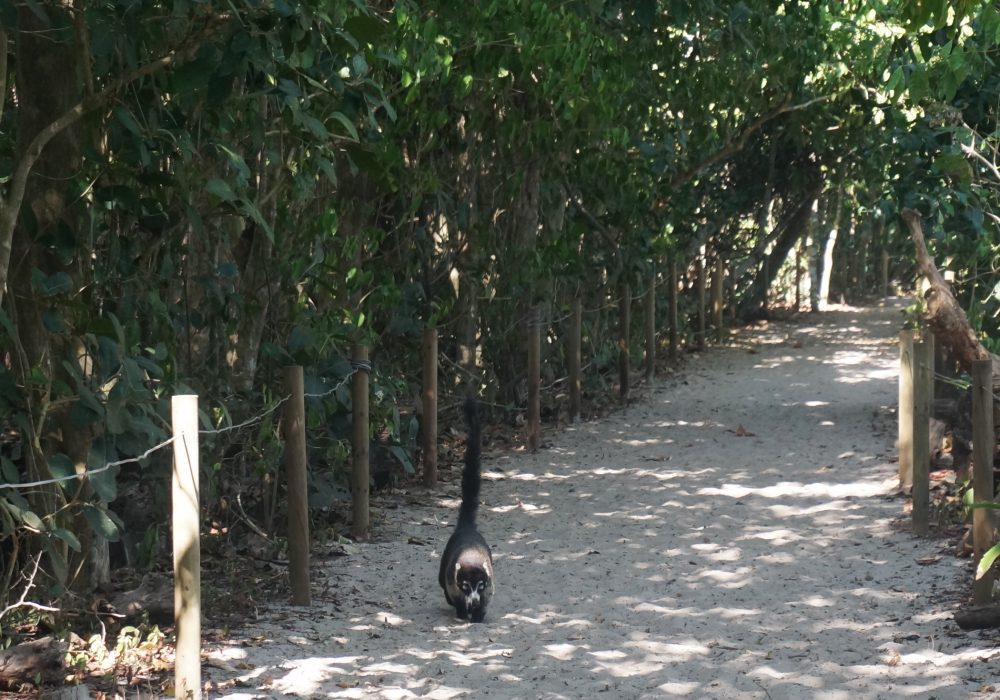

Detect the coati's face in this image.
[455,565,492,622]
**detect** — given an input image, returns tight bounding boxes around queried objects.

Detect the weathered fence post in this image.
[912,338,931,535]
[972,358,995,604]
[527,308,541,451]
[696,251,706,350]
[644,273,656,383]
[882,249,890,297]
[283,366,310,606]
[711,256,724,343]
[421,327,438,487]
[171,394,201,700]
[898,330,914,489]
[668,258,679,360]
[568,298,582,422]
[351,345,370,539]
[619,282,630,402]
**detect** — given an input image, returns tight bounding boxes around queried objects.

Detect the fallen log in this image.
[0,636,67,687]
[955,604,1000,630]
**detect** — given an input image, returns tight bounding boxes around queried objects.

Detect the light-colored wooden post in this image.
[668,258,679,360]
[568,298,582,422]
[696,251,706,350]
[644,274,656,382]
[882,249,890,297]
[527,308,541,451]
[171,394,201,700]
[711,257,724,343]
[912,339,931,535]
[618,282,631,402]
[351,345,370,539]
[972,358,995,604]
[283,366,310,606]
[898,330,914,489]
[421,327,438,487]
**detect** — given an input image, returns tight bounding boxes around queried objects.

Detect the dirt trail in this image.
[208,300,1000,699]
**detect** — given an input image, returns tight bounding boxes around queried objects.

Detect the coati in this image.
[439,399,495,622]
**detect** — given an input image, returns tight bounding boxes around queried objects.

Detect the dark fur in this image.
[439,399,495,622]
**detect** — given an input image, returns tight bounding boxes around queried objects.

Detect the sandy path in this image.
[207,300,1000,699]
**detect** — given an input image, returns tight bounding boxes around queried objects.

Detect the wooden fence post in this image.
[668,258,679,360]
[422,327,438,487]
[527,308,541,451]
[171,394,201,700]
[696,251,706,350]
[898,330,914,489]
[283,366,310,606]
[882,249,890,297]
[351,345,370,539]
[568,298,582,422]
[972,358,995,604]
[912,338,931,535]
[619,282,630,402]
[711,257,724,343]
[644,273,656,383]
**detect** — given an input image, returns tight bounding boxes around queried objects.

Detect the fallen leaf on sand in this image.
[732,424,755,437]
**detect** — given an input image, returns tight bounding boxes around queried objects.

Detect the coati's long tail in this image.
[458,398,481,529]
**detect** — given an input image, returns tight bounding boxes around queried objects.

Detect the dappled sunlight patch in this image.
[655,680,703,695]
[794,595,836,608]
[698,478,895,500]
[544,642,583,661]
[690,542,743,562]
[614,436,669,447]
[264,655,366,695]
[768,500,862,518]
[757,551,797,564]
[741,527,802,544]
[846,586,916,604]
[693,566,754,588]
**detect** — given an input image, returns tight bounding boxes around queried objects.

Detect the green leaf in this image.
[344,15,386,44]
[45,539,68,586]
[48,453,77,492]
[330,112,359,141]
[1,456,18,485]
[206,178,238,202]
[51,527,82,552]
[977,542,1000,579]
[82,503,121,542]
[88,446,118,502]
[238,199,274,242]
[114,106,144,137]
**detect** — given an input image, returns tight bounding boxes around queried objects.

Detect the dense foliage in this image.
[1,0,998,633]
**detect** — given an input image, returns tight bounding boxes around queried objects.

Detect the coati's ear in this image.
[455,561,462,575]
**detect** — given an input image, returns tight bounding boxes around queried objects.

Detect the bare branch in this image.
[961,138,1000,184]
[0,554,60,623]
[656,93,835,207]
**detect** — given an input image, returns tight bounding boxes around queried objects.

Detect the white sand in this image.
[206,299,1000,699]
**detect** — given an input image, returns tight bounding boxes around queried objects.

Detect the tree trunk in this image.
[738,184,823,319]
[900,210,1000,377]
[7,4,112,592]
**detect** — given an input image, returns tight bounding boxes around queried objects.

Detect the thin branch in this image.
[0,554,59,623]
[961,138,1000,184]
[657,93,835,205]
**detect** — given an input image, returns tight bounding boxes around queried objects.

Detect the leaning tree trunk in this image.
[738,184,822,319]
[900,209,1000,378]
